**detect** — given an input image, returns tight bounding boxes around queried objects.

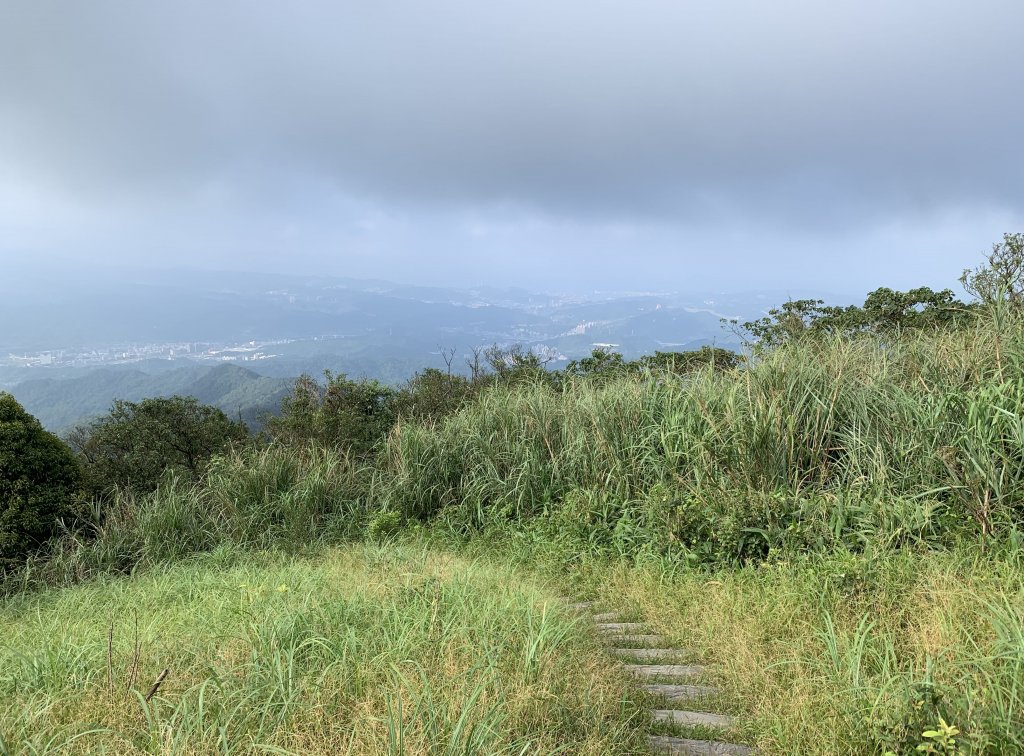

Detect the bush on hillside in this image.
[67,395,248,496]
[0,393,82,568]
[395,367,478,421]
[267,372,397,456]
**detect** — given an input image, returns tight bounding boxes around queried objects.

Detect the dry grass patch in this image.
[0,544,647,754]
[563,548,1024,754]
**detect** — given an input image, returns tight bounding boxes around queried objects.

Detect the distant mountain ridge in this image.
[8,364,292,433]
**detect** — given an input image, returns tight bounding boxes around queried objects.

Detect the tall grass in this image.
[380,308,1024,559]
[0,545,644,754]
[7,446,370,593]
[559,544,1024,753]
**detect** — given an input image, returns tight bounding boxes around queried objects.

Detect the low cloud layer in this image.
[2,1,1022,293]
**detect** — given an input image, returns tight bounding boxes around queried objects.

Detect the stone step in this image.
[652,709,734,729]
[648,735,753,755]
[596,622,648,633]
[641,683,720,701]
[592,611,621,622]
[612,648,686,661]
[605,634,666,646]
[623,664,706,679]
[567,601,595,612]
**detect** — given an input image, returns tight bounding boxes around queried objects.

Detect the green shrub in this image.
[267,372,396,456]
[67,395,247,496]
[0,393,82,568]
[367,510,402,542]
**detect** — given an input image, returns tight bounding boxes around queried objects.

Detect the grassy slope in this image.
[430,531,1024,754]
[0,545,646,755]
[585,548,1024,754]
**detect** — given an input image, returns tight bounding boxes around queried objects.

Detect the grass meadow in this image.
[0,544,646,755]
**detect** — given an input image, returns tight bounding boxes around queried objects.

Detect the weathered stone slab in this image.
[623,664,705,679]
[641,683,719,700]
[596,622,648,633]
[592,611,621,622]
[648,736,753,755]
[605,633,666,645]
[652,709,734,728]
[612,647,685,661]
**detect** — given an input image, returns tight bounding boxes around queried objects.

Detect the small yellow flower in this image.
[276,584,290,593]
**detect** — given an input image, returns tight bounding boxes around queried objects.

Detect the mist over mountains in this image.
[1,266,833,432]
[1,267,751,355]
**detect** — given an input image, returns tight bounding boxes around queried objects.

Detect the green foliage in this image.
[267,371,396,456]
[477,344,556,390]
[961,231,1024,305]
[367,510,402,542]
[378,304,1024,562]
[24,445,369,583]
[394,367,477,422]
[564,349,629,381]
[738,298,847,348]
[0,393,82,568]
[564,347,741,386]
[67,396,248,496]
[635,346,742,375]
[738,288,973,349]
[0,546,642,753]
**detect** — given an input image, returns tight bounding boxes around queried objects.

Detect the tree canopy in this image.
[0,393,82,568]
[68,396,248,496]
[736,286,975,349]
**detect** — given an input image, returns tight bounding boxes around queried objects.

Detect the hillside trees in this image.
[636,346,742,374]
[564,346,741,382]
[267,372,397,456]
[737,287,973,349]
[68,396,248,496]
[0,393,82,568]
[395,367,476,421]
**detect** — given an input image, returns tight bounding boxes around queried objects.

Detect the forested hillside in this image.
[7,363,291,432]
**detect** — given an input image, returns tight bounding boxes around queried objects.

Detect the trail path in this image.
[569,601,753,755]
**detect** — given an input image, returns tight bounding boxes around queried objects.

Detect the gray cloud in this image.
[1,1,1022,293]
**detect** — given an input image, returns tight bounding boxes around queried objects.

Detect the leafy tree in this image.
[961,232,1024,306]
[736,299,847,348]
[0,393,82,567]
[395,367,476,421]
[736,288,973,349]
[484,344,554,386]
[267,371,396,455]
[68,396,248,495]
[636,346,742,374]
[564,349,628,381]
[856,286,971,331]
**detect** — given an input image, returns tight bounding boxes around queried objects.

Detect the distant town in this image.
[1,338,299,369]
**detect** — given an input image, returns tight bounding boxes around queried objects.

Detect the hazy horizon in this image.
[3,1,1022,297]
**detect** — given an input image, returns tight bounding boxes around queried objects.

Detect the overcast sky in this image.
[1,1,1022,295]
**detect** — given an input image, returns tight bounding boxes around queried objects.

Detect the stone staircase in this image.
[571,602,753,755]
